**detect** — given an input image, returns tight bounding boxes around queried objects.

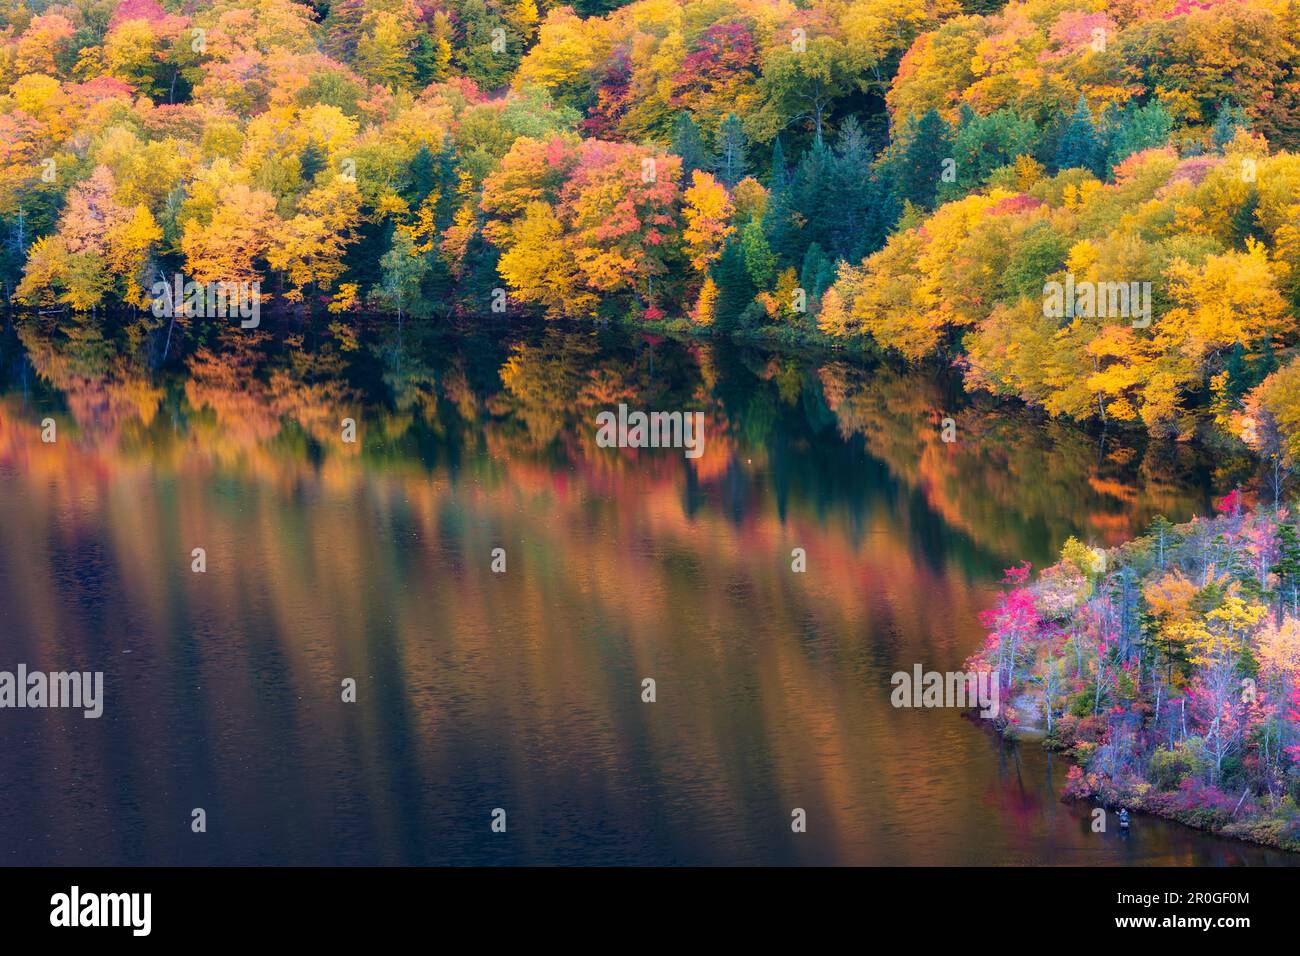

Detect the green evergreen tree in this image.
[788,137,835,266]
[891,109,953,210]
[1102,101,1173,172]
[1147,515,1180,569]
[671,112,713,180]
[945,107,1038,199]
[714,113,749,188]
[740,218,776,288]
[1273,523,1300,620]
[405,144,438,205]
[711,236,756,329]
[298,143,327,184]
[433,135,460,232]
[799,242,834,304]
[1055,96,1103,176]
[1211,101,1251,151]
[1230,189,1266,245]
[411,32,449,87]
[769,135,789,192]
[826,117,876,261]
[763,178,797,265]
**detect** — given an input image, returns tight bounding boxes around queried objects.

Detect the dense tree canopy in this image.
[2,0,1300,459]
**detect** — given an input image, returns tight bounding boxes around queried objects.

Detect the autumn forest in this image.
[1,0,1298,440]
[6,0,1300,864]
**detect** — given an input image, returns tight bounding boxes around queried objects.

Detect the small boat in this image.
[1118,809,1130,830]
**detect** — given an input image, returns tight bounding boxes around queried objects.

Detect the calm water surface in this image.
[0,317,1293,865]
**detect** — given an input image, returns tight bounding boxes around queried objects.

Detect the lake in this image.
[0,316,1294,865]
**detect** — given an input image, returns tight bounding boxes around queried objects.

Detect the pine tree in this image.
[769,135,789,192]
[892,109,952,210]
[1147,515,1180,569]
[671,112,713,180]
[1272,523,1300,620]
[1211,101,1250,151]
[433,135,460,232]
[298,143,327,184]
[861,172,899,260]
[827,117,875,261]
[763,135,797,263]
[405,144,438,206]
[411,30,452,86]
[1055,96,1102,176]
[763,178,797,266]
[740,217,775,288]
[711,236,755,329]
[1102,101,1173,171]
[800,242,833,302]
[788,137,835,266]
[714,114,749,188]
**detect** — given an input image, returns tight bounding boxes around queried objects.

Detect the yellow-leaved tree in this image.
[681,170,734,274]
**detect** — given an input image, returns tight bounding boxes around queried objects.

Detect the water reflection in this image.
[0,316,1289,864]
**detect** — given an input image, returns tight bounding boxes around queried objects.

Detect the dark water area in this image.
[0,314,1293,865]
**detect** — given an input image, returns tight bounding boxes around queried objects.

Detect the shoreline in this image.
[1014,718,1300,854]
[969,705,1300,854]
[968,499,1300,859]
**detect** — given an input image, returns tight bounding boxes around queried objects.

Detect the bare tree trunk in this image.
[1232,787,1250,817]
[1094,657,1104,715]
